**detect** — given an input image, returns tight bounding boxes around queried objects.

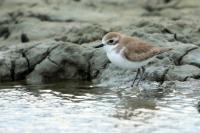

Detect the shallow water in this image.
[0,80,200,133]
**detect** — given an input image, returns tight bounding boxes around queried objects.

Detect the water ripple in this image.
[0,80,200,133]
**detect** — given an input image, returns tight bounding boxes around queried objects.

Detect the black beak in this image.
[94,43,104,48]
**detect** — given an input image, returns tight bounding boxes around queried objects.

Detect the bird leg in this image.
[131,68,140,87]
[136,66,146,86]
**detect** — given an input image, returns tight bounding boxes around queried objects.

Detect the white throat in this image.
[104,45,116,53]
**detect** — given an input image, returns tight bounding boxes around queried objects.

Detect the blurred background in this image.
[0,0,200,45]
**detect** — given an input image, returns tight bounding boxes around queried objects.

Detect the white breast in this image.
[104,45,154,70]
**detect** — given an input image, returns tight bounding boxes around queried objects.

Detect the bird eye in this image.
[108,40,114,44]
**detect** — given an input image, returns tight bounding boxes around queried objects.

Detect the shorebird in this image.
[95,32,172,87]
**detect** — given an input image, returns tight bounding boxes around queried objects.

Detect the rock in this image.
[15,40,60,79]
[0,38,109,84]
[0,25,10,39]
[197,101,200,113]
[169,43,198,65]
[181,48,200,68]
[0,15,106,44]
[0,0,200,86]
[95,63,136,87]
[166,64,200,81]
[143,0,181,11]
[26,42,109,83]
[5,18,106,45]
[145,64,172,82]
[26,42,90,83]
[0,40,60,81]
[0,56,12,82]
[55,24,107,44]
[88,49,109,79]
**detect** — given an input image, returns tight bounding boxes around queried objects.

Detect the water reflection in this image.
[0,80,200,132]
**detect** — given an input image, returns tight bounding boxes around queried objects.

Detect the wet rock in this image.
[88,49,109,79]
[0,0,200,86]
[166,64,200,81]
[143,0,181,11]
[197,101,200,113]
[3,17,106,45]
[0,26,10,39]
[145,65,171,82]
[0,40,60,81]
[181,48,200,68]
[21,33,29,43]
[165,21,200,45]
[26,42,109,83]
[0,56,12,82]
[55,24,107,44]
[95,63,136,87]
[169,44,198,65]
[6,18,97,44]
[26,43,90,83]
[15,41,60,79]
[0,39,109,83]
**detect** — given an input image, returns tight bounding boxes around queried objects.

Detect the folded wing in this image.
[121,36,172,61]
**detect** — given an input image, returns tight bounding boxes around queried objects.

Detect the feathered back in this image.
[114,35,172,61]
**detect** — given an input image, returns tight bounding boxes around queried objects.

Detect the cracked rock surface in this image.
[0,0,200,86]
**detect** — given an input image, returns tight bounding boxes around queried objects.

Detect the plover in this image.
[95,32,172,87]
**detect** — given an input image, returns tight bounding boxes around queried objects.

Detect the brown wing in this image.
[120,36,171,61]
